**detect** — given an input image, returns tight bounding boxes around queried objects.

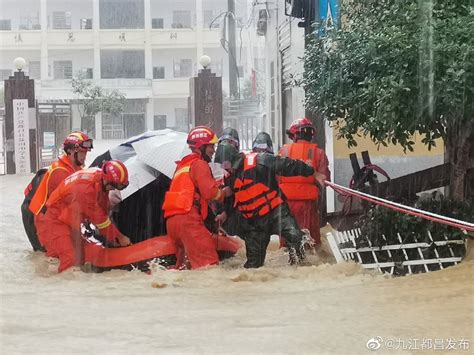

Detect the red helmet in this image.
[63,131,93,152]
[102,160,129,190]
[187,126,218,149]
[286,117,315,140]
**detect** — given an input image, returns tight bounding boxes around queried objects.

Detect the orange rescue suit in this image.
[234,153,284,218]
[29,155,79,215]
[163,154,211,219]
[278,142,321,200]
[162,153,225,269]
[40,168,122,272]
[46,168,120,238]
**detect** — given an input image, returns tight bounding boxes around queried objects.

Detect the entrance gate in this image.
[36,100,71,168]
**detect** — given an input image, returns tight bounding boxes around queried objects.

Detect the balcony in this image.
[150,29,221,48]
[47,30,94,48]
[150,29,196,48]
[202,29,221,47]
[100,30,147,48]
[0,28,236,51]
[152,79,189,98]
[98,78,152,99]
[37,78,153,100]
[0,31,42,49]
[98,78,152,89]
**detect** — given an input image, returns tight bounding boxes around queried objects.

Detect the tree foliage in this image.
[303,0,473,152]
[72,74,126,120]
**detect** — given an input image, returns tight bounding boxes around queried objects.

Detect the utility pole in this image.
[305,0,328,222]
[305,0,325,150]
[228,0,238,99]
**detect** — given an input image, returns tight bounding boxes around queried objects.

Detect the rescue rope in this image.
[325,180,474,232]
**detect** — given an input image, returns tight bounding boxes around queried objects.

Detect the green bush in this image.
[352,196,473,274]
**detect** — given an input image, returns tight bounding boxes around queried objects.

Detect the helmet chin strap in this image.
[201,146,212,162]
[73,150,83,167]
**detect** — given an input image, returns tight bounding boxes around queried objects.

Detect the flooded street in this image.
[1,174,472,354]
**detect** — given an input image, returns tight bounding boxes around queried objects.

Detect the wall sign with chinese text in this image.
[13,99,31,174]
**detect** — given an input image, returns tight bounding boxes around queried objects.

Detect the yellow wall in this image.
[333,129,444,159]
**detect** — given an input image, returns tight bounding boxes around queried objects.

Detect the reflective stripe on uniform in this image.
[96,218,111,229]
[174,166,191,178]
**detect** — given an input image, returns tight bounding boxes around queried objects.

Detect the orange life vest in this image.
[234,153,283,219]
[278,142,320,200]
[163,154,209,219]
[29,155,78,215]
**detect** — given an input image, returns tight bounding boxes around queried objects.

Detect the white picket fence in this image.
[326,228,467,275]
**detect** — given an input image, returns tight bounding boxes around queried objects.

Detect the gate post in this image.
[189,55,223,135]
[4,57,36,174]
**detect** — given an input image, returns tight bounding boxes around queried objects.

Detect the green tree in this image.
[72,74,126,135]
[304,0,473,199]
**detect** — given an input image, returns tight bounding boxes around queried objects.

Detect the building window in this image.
[210,58,223,76]
[79,67,93,79]
[152,18,164,29]
[101,50,145,78]
[154,115,167,130]
[203,10,220,28]
[53,61,73,79]
[100,0,144,29]
[102,112,124,139]
[52,11,71,29]
[0,69,12,80]
[173,59,192,78]
[174,108,189,132]
[0,20,12,31]
[28,61,40,79]
[20,13,40,30]
[172,10,191,28]
[153,67,165,79]
[80,18,92,29]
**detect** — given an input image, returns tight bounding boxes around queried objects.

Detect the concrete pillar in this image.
[144,0,153,80]
[95,112,102,140]
[93,0,101,80]
[146,98,154,131]
[40,0,48,80]
[196,0,203,68]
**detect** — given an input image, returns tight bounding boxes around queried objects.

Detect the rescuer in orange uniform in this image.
[162,126,232,269]
[29,132,93,251]
[278,118,330,246]
[39,160,131,273]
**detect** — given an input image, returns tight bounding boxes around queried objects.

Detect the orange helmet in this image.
[286,117,315,141]
[102,160,129,190]
[187,126,218,149]
[63,131,93,152]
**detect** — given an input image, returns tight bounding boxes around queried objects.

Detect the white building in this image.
[0,0,262,140]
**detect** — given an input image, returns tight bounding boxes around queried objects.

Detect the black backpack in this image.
[21,168,47,251]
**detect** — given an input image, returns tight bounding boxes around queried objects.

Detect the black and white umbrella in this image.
[90,129,226,244]
[90,129,189,199]
[89,129,187,242]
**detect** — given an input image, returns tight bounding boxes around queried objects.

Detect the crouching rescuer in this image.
[38,160,131,273]
[162,126,232,269]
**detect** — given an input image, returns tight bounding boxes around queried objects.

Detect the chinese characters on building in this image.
[13,100,31,174]
[204,89,214,115]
